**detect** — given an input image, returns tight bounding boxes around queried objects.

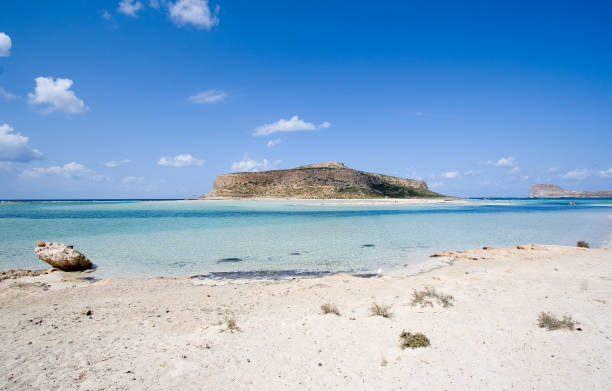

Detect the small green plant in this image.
[320,303,340,316]
[400,331,430,349]
[577,241,589,248]
[411,287,454,308]
[537,312,578,331]
[370,303,393,318]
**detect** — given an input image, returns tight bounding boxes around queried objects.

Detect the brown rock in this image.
[33,242,93,271]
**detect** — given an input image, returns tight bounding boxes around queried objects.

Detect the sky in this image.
[0,0,611,198]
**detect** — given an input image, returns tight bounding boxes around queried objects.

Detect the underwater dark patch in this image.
[170,261,194,268]
[191,269,378,280]
[217,257,244,263]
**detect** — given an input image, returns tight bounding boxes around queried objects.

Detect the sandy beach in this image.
[198,197,468,205]
[1,244,611,390]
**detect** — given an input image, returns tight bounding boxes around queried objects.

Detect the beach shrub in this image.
[224,315,241,332]
[400,331,430,349]
[370,303,393,318]
[537,312,578,331]
[411,287,454,308]
[577,241,589,248]
[320,303,340,316]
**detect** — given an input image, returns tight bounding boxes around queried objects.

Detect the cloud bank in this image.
[266,139,281,148]
[118,0,144,17]
[495,157,516,168]
[105,159,131,168]
[253,116,331,136]
[19,162,108,182]
[158,153,204,167]
[231,157,278,172]
[0,124,43,162]
[0,33,11,57]
[28,77,88,114]
[169,0,219,30]
[188,90,227,104]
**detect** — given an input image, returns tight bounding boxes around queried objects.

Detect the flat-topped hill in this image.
[529,184,612,198]
[205,162,443,199]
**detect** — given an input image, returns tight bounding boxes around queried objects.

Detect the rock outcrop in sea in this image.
[205,161,443,199]
[34,241,93,271]
[529,184,612,198]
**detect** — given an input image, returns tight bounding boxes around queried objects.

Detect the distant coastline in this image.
[529,184,612,198]
[0,199,186,203]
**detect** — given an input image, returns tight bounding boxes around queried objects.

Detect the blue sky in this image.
[0,0,611,198]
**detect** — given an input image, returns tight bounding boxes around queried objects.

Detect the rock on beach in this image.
[34,241,93,272]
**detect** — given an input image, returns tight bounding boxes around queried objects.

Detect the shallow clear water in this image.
[0,199,611,278]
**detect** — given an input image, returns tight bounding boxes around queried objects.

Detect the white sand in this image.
[1,245,611,390]
[197,197,469,205]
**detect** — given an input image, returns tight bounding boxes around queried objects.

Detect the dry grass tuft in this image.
[577,241,589,248]
[411,287,454,308]
[320,303,340,316]
[223,314,241,332]
[400,331,430,349]
[370,303,393,318]
[538,312,578,331]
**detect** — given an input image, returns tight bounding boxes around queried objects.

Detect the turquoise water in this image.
[0,199,611,278]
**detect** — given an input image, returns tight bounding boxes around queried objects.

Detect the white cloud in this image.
[0,124,43,162]
[546,167,559,173]
[429,182,444,188]
[561,169,591,180]
[231,157,278,172]
[102,10,113,20]
[105,159,131,168]
[600,168,612,178]
[0,33,11,57]
[28,77,88,114]
[121,176,144,185]
[187,89,227,104]
[253,115,331,136]
[0,87,18,101]
[441,171,459,179]
[509,166,521,174]
[266,139,281,148]
[158,153,204,167]
[407,111,426,116]
[118,0,144,16]
[169,0,219,30]
[149,0,161,9]
[495,156,516,168]
[19,162,109,182]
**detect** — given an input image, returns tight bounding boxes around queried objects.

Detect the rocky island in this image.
[529,184,612,198]
[205,162,443,199]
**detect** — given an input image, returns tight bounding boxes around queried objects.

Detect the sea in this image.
[0,198,611,278]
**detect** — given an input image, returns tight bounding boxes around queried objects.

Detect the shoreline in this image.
[1,244,610,389]
[3,241,611,284]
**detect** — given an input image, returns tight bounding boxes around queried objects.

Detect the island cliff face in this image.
[206,162,443,199]
[529,184,612,198]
